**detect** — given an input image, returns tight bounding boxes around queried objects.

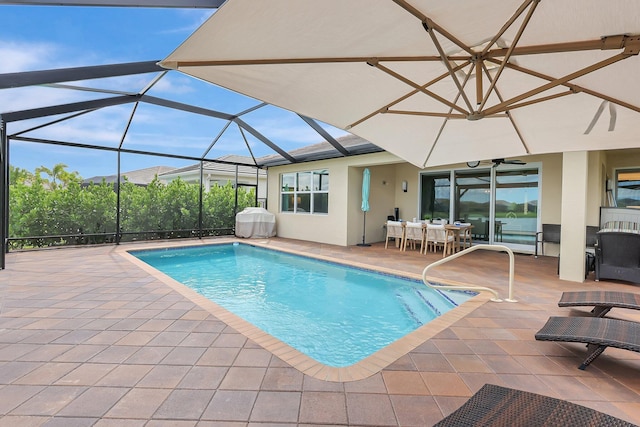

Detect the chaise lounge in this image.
[535,316,640,370]
[558,290,640,317]
[434,383,635,426]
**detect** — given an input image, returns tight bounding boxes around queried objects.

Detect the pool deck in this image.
[1,237,640,426]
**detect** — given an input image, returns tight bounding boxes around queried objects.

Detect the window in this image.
[616,169,640,207]
[281,170,329,214]
[420,173,450,221]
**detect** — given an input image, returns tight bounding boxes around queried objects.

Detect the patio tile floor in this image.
[1,237,640,426]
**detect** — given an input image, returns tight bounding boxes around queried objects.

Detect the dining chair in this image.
[459,223,473,251]
[443,227,457,256]
[424,224,453,254]
[402,222,425,252]
[384,221,405,249]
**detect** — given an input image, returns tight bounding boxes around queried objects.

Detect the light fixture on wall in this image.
[402,180,408,192]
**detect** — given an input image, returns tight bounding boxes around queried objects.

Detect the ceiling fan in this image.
[466,158,526,168]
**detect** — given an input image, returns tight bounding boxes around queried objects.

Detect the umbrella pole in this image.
[357,211,371,247]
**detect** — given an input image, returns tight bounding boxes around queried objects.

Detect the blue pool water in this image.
[131,243,474,367]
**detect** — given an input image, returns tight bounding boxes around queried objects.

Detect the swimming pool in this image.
[131,243,474,367]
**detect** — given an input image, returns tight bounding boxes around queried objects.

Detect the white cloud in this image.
[0,41,60,73]
[149,74,195,95]
[160,9,215,35]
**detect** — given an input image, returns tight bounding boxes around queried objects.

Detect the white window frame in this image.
[280,170,329,214]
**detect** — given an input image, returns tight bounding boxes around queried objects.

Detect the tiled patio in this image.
[1,237,639,426]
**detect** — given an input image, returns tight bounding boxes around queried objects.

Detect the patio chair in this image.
[534,316,640,370]
[434,383,635,426]
[424,223,453,254]
[384,220,405,249]
[558,290,640,317]
[534,223,561,258]
[459,222,473,251]
[402,221,424,252]
[595,231,640,284]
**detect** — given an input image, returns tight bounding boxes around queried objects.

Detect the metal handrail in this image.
[422,244,517,302]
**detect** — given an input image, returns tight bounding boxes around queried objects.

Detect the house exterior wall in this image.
[266,149,640,256]
[266,152,402,246]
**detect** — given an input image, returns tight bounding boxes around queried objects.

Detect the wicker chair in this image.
[435,383,635,426]
[595,231,640,284]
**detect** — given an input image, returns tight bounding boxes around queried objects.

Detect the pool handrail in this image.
[421,244,517,302]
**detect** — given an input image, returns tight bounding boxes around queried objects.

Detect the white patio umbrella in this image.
[161,0,640,168]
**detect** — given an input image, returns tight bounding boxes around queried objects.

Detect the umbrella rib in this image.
[478,0,540,111]
[370,61,468,115]
[423,23,474,113]
[483,52,632,116]
[497,60,640,114]
[422,62,475,167]
[481,0,537,56]
[385,111,466,119]
[482,62,531,154]
[485,35,634,58]
[161,56,446,68]
[391,0,473,55]
[347,61,471,129]
[502,91,575,112]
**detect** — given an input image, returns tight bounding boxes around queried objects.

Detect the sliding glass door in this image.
[454,170,491,242]
[420,165,540,251]
[494,168,539,247]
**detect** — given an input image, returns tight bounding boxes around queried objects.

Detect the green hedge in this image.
[8,165,256,249]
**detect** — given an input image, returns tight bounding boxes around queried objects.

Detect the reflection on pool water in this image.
[131,243,475,367]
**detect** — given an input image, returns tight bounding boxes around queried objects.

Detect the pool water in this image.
[131,243,474,367]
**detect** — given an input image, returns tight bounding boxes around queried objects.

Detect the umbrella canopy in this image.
[161,0,640,168]
[361,168,371,212]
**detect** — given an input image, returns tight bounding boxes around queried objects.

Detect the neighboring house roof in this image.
[83,166,177,186]
[159,155,267,180]
[82,136,380,186]
[257,134,383,167]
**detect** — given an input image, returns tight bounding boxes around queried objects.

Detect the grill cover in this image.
[235,207,276,238]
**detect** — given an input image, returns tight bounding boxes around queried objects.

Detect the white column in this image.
[559,151,588,282]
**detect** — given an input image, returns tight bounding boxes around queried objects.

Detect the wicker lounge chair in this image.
[435,383,635,426]
[558,291,640,317]
[535,316,640,370]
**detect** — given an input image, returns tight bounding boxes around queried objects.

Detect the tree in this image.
[35,163,79,189]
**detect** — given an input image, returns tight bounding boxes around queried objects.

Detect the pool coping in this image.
[118,238,490,382]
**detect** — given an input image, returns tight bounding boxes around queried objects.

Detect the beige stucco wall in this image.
[266,149,640,250]
[266,152,402,246]
[350,163,398,245]
[392,162,424,223]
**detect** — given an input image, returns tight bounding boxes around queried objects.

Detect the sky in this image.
[0,4,348,178]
